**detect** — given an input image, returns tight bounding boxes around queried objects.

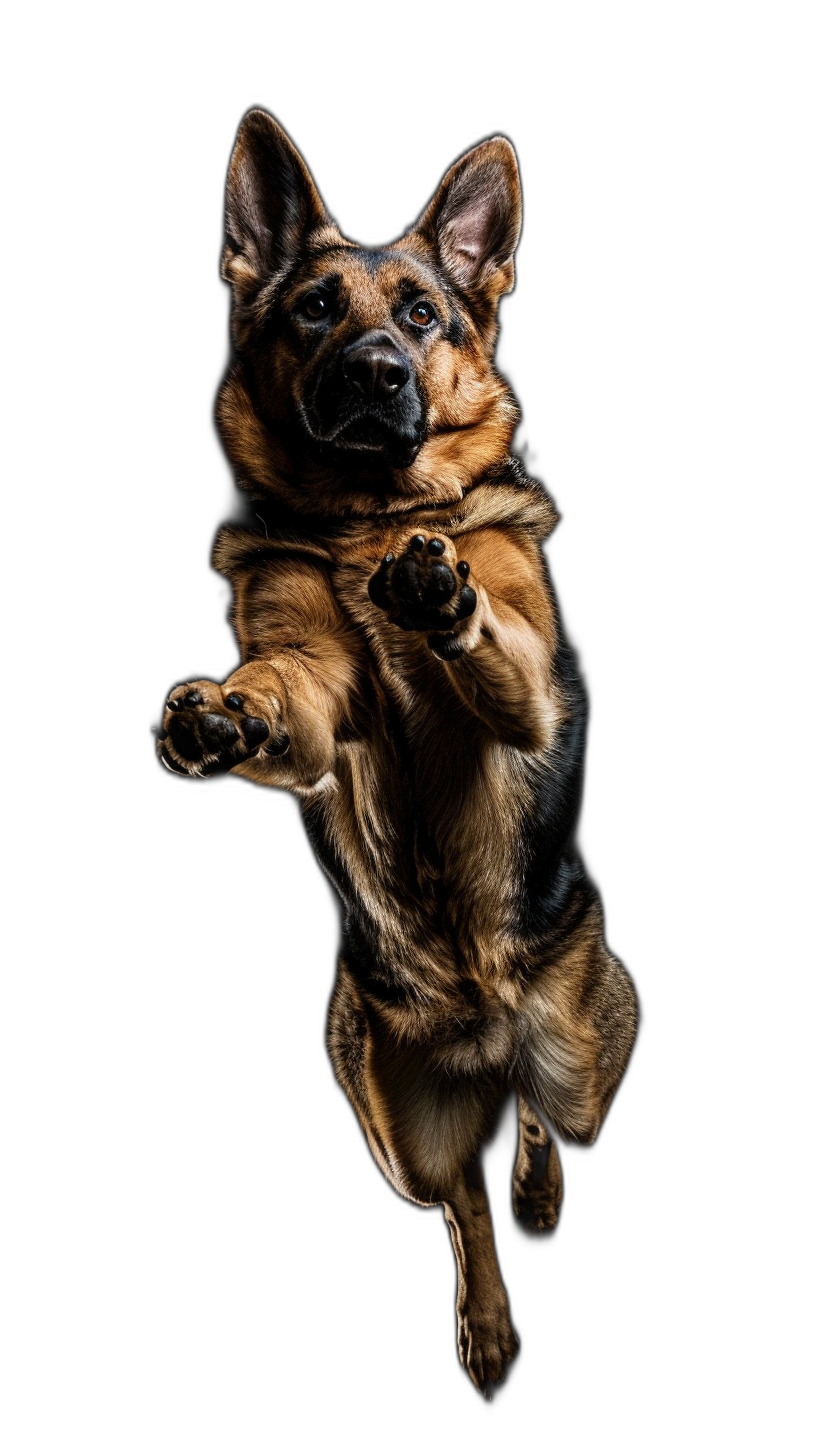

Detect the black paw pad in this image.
[266,731,291,757]
[425,561,456,604]
[243,715,270,749]
[167,716,204,761]
[199,713,239,751]
[391,554,423,602]
[458,584,477,619]
[428,633,467,660]
[166,687,203,715]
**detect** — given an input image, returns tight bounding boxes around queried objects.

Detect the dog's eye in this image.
[409,302,436,327]
[300,292,329,320]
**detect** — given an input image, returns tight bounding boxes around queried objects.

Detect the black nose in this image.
[343,333,410,400]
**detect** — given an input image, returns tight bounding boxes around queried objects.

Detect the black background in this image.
[108,56,719,1444]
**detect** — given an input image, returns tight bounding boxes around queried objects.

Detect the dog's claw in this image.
[160,750,189,776]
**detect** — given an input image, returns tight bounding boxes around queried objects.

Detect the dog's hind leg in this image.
[512,1095,563,1233]
[327,962,519,1395]
[442,1159,520,1394]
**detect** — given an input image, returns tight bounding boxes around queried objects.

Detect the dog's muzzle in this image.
[305,330,426,468]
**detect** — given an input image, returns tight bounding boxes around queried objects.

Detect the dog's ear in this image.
[416,138,521,303]
[222,110,328,295]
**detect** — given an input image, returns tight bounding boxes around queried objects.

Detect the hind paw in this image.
[458,1296,520,1397]
[513,1115,563,1233]
[515,1176,559,1234]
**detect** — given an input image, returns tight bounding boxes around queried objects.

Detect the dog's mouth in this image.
[326,409,425,468]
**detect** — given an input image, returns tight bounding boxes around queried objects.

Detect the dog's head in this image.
[217,109,522,514]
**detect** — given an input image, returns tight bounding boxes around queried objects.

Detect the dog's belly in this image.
[299,736,534,978]
[305,815,515,987]
[302,738,611,1118]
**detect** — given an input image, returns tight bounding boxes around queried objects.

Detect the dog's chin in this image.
[339,432,422,471]
[312,413,424,471]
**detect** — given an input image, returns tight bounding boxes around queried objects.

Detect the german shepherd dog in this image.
[157,109,638,1395]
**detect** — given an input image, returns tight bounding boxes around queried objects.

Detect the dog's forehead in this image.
[299,241,443,299]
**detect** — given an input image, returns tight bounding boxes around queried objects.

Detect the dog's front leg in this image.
[367,526,562,751]
[158,552,363,787]
[444,1158,520,1395]
[157,653,342,789]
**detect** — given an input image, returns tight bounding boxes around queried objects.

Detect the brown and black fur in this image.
[157,109,638,1395]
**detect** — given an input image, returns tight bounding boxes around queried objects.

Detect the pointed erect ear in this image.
[416,137,521,302]
[222,109,329,295]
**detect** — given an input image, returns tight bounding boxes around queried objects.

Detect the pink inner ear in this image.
[453,198,493,261]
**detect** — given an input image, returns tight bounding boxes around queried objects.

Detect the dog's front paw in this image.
[157,679,290,778]
[368,533,477,646]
